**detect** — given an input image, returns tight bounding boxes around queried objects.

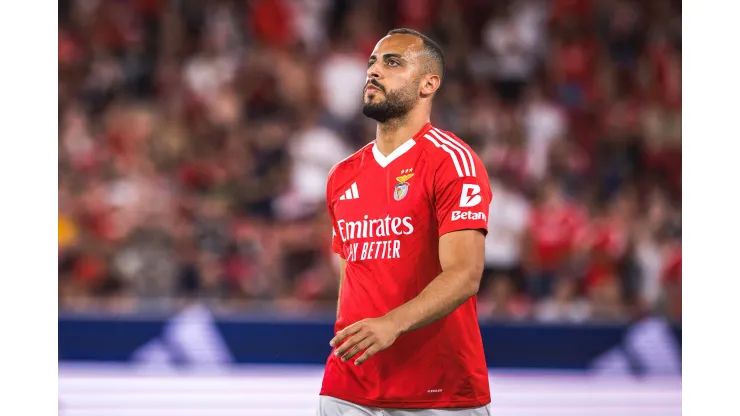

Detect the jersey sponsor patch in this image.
[459,184,482,207]
[451,210,487,221]
[336,215,414,262]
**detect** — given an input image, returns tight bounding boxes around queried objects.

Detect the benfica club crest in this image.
[394,169,414,201]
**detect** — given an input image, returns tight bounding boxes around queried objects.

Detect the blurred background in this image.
[58,0,682,414]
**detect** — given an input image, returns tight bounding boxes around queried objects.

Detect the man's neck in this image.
[374,112,430,157]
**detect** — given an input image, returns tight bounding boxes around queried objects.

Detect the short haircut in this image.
[387,28,446,85]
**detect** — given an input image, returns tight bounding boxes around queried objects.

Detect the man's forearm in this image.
[384,269,479,335]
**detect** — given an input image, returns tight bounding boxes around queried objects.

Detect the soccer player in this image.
[317,29,493,416]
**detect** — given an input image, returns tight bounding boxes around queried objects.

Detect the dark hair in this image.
[387,28,446,85]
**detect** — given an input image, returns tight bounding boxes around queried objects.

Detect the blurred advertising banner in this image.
[59,303,681,375]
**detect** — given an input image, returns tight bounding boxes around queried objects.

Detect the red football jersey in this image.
[320,122,492,409]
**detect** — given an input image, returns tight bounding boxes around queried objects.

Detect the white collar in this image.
[371,138,416,168]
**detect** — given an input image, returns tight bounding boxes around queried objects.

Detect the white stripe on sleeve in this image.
[433,128,476,177]
[424,133,464,177]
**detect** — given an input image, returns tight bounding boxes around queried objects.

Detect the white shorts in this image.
[316,395,492,416]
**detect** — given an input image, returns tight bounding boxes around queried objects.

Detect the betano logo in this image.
[451,210,487,221]
[459,184,482,207]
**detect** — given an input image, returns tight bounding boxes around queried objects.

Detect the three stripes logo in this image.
[339,182,360,200]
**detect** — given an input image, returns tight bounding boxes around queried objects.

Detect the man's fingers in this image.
[330,323,362,347]
[341,337,375,362]
[334,331,369,358]
[354,345,381,366]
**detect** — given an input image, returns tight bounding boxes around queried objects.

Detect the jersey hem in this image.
[318,392,491,409]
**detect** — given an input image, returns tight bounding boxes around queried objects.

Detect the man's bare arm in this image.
[384,229,485,334]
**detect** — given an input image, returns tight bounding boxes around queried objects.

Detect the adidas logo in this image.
[339,182,360,200]
[590,317,681,376]
[131,304,234,367]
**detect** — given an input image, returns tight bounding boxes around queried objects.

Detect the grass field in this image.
[59,365,681,415]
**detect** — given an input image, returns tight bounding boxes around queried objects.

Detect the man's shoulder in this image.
[328,142,374,180]
[422,126,477,151]
[419,126,485,178]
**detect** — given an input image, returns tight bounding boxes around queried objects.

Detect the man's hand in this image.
[329,316,401,366]
[329,230,484,367]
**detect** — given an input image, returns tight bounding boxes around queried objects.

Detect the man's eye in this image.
[388,61,399,67]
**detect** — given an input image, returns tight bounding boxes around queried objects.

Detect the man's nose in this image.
[367,62,381,79]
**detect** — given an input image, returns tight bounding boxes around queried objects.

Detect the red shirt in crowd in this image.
[549,0,593,23]
[581,224,620,292]
[250,0,295,49]
[527,202,587,271]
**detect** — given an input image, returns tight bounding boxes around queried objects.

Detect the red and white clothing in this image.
[320,122,492,409]
[579,216,628,294]
[527,203,587,271]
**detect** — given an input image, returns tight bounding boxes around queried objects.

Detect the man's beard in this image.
[362,83,417,123]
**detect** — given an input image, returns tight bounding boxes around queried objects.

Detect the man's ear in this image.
[420,74,441,97]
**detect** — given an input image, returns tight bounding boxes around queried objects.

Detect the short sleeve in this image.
[327,174,346,259]
[331,225,345,258]
[434,159,492,238]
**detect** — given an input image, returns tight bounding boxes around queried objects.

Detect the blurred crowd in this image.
[58,0,681,323]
